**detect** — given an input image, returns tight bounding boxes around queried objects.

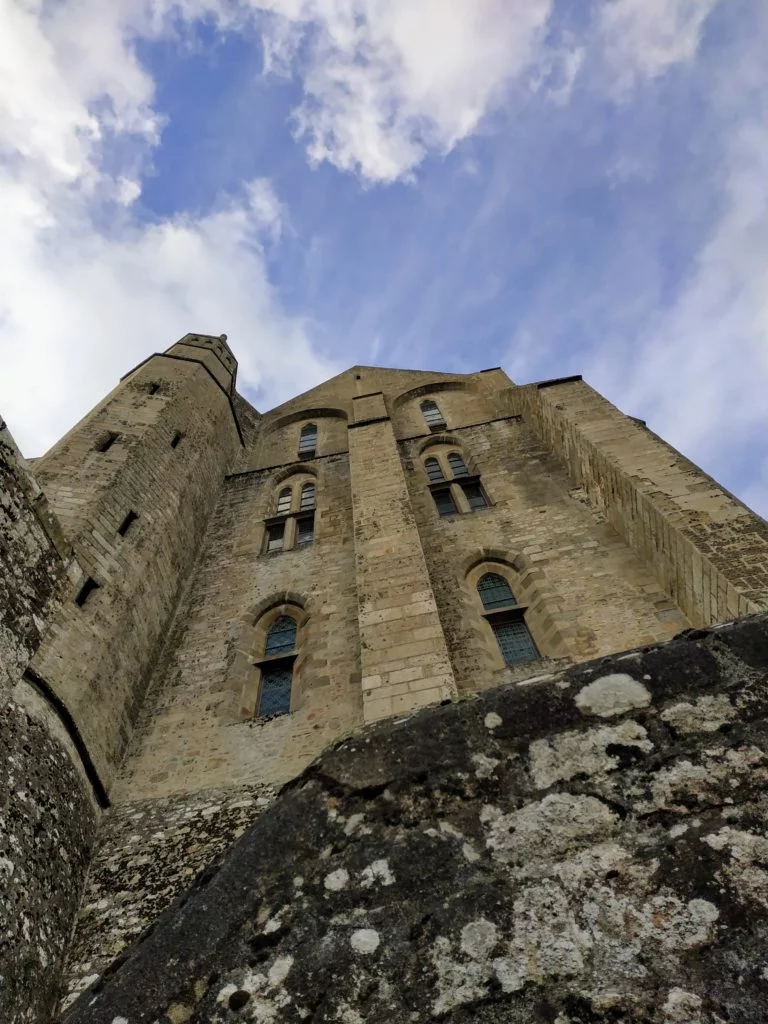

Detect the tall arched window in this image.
[300,483,316,510]
[425,457,444,483]
[421,400,446,431]
[476,573,537,667]
[276,487,292,515]
[477,573,516,609]
[258,615,297,717]
[447,453,469,478]
[299,423,317,458]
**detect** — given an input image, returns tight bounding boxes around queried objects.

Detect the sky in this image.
[0,0,766,515]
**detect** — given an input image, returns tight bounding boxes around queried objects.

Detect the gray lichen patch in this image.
[529,719,653,788]
[661,693,737,734]
[574,673,652,718]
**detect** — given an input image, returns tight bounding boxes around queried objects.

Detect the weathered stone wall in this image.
[0,419,98,1024]
[519,378,768,627]
[349,395,458,722]
[62,612,768,1024]
[59,783,274,1012]
[112,451,362,803]
[0,419,73,686]
[31,345,245,791]
[401,415,691,695]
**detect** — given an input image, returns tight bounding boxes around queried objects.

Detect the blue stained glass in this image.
[258,665,292,716]
[477,573,516,609]
[264,615,296,656]
[492,618,538,666]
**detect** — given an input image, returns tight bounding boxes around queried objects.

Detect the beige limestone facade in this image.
[4,331,768,1018]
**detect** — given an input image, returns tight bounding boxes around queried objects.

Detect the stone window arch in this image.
[263,472,317,553]
[275,487,292,515]
[228,598,310,721]
[298,423,317,459]
[421,442,489,516]
[475,572,537,667]
[420,400,446,432]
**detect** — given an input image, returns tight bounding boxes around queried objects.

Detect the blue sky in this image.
[0,0,766,514]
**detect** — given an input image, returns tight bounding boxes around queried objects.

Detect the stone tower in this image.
[2,335,768,1023]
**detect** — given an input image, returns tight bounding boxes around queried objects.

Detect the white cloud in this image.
[0,0,336,456]
[588,116,768,517]
[598,0,721,92]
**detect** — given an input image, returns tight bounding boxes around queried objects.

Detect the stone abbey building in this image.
[3,333,768,1023]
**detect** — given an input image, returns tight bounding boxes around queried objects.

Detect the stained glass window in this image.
[491,618,538,666]
[264,615,297,656]
[257,664,292,716]
[477,573,516,609]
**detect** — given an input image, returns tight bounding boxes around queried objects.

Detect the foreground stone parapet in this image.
[63,614,768,1023]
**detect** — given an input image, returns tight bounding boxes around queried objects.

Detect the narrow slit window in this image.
[257,664,293,717]
[276,488,292,515]
[425,457,444,483]
[298,423,317,458]
[433,487,457,517]
[265,522,285,553]
[420,400,446,432]
[491,618,538,666]
[477,573,516,610]
[264,615,297,657]
[296,514,315,546]
[95,431,119,453]
[300,482,316,511]
[171,431,183,449]
[447,453,469,478]
[117,510,138,537]
[75,577,99,607]
[462,481,488,510]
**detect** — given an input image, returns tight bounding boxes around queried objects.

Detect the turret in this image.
[30,332,248,795]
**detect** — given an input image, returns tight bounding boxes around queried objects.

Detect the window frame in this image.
[298,423,318,459]
[253,613,300,719]
[424,457,445,483]
[275,487,292,516]
[431,485,458,517]
[420,399,446,432]
[264,520,286,553]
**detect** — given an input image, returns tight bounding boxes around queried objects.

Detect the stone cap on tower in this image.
[165,332,238,392]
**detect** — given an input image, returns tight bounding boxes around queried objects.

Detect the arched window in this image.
[425,457,444,483]
[478,573,515,609]
[421,400,446,431]
[258,615,298,717]
[298,423,317,458]
[477,573,537,667]
[300,483,316,510]
[264,615,297,655]
[447,453,469,478]
[276,487,292,515]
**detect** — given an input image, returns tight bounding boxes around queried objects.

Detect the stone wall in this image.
[31,348,244,790]
[112,451,362,803]
[401,415,691,695]
[62,611,768,1024]
[519,378,768,627]
[59,783,274,1012]
[0,419,73,686]
[0,419,98,1024]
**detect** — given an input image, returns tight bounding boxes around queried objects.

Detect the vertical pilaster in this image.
[348,393,457,722]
